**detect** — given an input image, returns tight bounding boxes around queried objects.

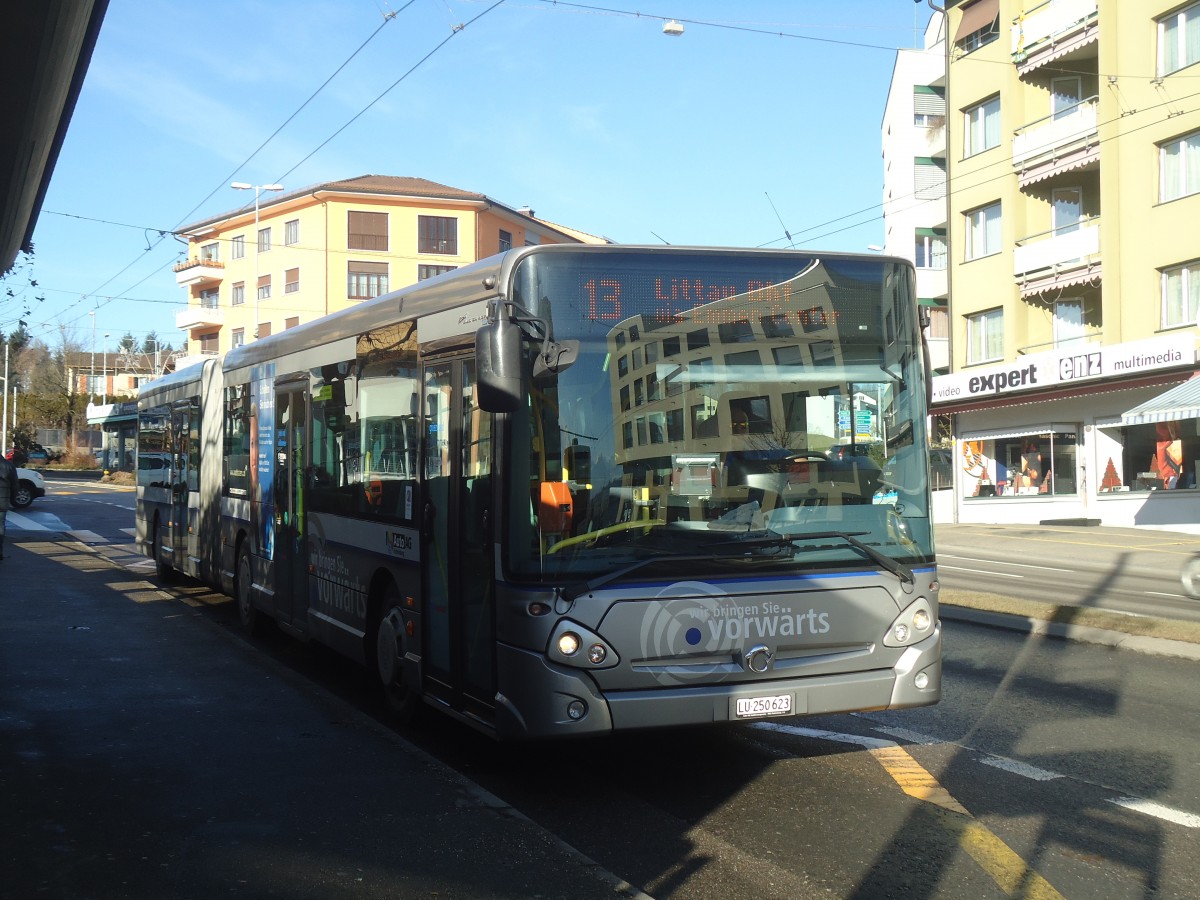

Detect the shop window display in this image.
[1098,421,1196,492]
[961,431,1079,498]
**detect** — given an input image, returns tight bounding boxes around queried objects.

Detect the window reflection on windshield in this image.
[504,252,932,579]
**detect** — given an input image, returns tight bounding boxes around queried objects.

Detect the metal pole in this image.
[102,333,109,404]
[254,186,261,339]
[1,342,8,453]
[89,311,96,400]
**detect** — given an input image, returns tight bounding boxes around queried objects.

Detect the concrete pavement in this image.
[0,533,644,899]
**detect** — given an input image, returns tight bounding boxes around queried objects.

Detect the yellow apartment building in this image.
[173,175,607,368]
[930,0,1200,531]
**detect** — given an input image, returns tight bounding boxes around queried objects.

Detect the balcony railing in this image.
[173,257,225,288]
[176,305,224,331]
[1014,219,1102,297]
[1012,0,1098,74]
[1012,97,1098,174]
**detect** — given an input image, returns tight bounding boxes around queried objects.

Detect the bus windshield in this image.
[502,248,932,581]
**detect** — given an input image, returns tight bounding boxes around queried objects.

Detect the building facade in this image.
[173,175,607,368]
[918,0,1200,532]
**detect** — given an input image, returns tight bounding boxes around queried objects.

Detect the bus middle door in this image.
[169,401,192,569]
[272,383,310,631]
[422,357,496,723]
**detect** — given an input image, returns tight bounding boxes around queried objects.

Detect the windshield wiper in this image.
[720,530,915,586]
[560,546,790,601]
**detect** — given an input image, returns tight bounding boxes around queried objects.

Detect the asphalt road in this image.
[5,478,1199,898]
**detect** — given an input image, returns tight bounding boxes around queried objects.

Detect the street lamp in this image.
[89,310,96,400]
[102,332,110,404]
[231,181,284,340]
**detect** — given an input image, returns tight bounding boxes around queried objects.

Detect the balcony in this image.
[1012,98,1098,187]
[176,304,224,331]
[1013,219,1101,298]
[1011,0,1098,77]
[174,257,225,287]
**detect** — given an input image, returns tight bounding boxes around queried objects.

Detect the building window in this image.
[499,229,512,252]
[418,264,456,280]
[964,95,1000,157]
[418,215,458,254]
[966,307,1003,364]
[914,158,946,200]
[200,242,219,262]
[231,235,245,259]
[257,274,271,300]
[913,85,945,127]
[1160,130,1200,202]
[955,0,999,53]
[1161,261,1200,328]
[200,288,219,309]
[285,316,299,330]
[284,219,299,245]
[1159,2,1200,76]
[231,282,245,306]
[1054,298,1086,346]
[259,322,272,338]
[257,227,271,253]
[200,333,219,353]
[964,201,1001,261]
[231,328,245,349]
[915,230,947,269]
[284,267,300,293]
[927,306,949,339]
[348,211,388,251]
[348,261,388,300]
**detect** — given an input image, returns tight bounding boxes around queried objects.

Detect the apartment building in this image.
[881,12,950,376]
[173,175,607,368]
[913,0,1200,531]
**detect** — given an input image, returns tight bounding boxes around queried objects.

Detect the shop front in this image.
[932,334,1200,533]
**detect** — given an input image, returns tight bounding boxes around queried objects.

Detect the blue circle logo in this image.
[685,627,702,646]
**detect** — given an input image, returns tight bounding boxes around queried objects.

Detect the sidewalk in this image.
[0,535,644,899]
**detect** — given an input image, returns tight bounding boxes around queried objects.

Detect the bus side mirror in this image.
[476,317,522,413]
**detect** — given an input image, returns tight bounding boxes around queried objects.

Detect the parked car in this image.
[826,441,885,462]
[12,466,47,509]
[6,443,53,468]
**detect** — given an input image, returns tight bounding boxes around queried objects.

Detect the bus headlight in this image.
[884,597,936,648]
[547,620,619,669]
[558,632,581,656]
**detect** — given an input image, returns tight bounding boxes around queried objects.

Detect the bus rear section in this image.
[135,358,224,584]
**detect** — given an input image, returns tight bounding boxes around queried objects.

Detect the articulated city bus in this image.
[137,245,941,739]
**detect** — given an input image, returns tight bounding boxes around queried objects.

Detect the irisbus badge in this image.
[386,529,418,561]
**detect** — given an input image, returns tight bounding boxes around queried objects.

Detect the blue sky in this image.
[9,0,938,354]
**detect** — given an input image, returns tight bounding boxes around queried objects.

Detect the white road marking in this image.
[938,564,1024,579]
[1108,798,1200,829]
[939,554,1072,573]
[980,756,1061,781]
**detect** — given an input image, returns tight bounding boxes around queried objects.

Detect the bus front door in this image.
[272,384,310,630]
[422,358,496,722]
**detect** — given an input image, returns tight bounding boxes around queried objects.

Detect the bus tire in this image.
[236,545,264,637]
[152,516,175,583]
[374,585,419,723]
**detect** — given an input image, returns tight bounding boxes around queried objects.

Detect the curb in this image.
[941,605,1200,662]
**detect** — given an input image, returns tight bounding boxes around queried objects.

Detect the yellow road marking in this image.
[758,724,1066,899]
[871,743,1065,899]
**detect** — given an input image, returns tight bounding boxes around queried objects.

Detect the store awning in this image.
[1120,375,1200,425]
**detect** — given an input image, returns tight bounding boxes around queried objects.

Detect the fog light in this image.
[915,672,929,690]
[893,623,910,643]
[587,643,607,665]
[913,609,931,632]
[567,700,586,720]
[557,632,581,656]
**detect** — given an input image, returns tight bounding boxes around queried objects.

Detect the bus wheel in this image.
[152,517,175,583]
[375,587,419,723]
[236,546,263,637]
